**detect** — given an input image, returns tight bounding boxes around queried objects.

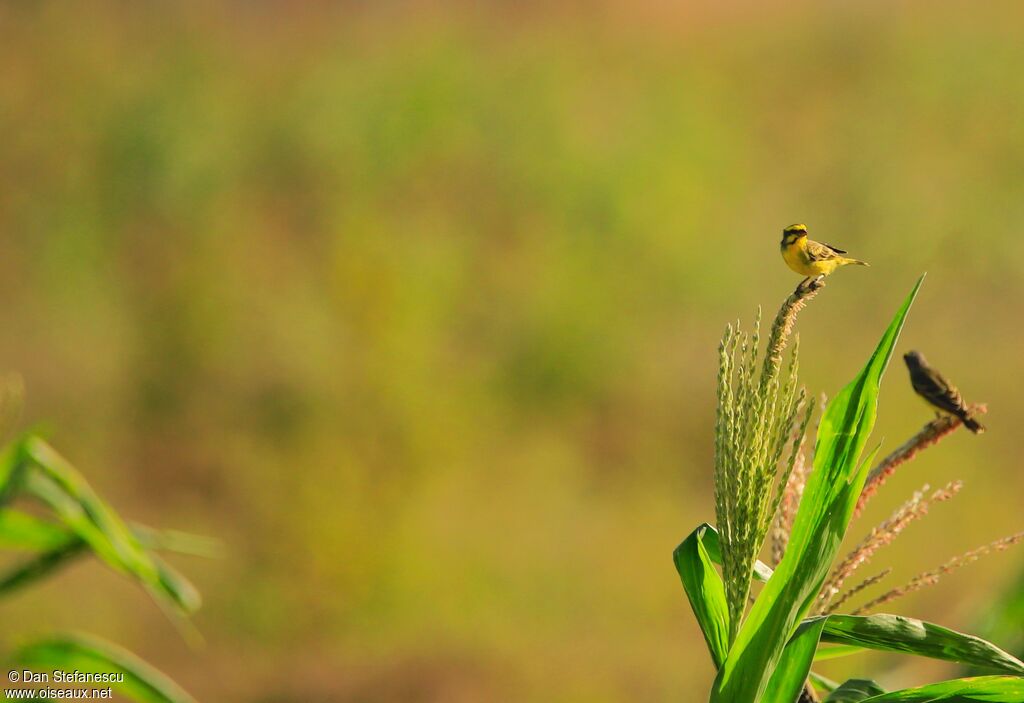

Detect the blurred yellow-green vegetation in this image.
[1,2,1023,700]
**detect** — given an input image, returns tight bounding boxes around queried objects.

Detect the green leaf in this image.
[814,644,864,662]
[0,511,213,597]
[0,539,87,595]
[758,612,1024,703]
[763,617,827,703]
[811,671,840,693]
[0,440,28,507]
[674,523,731,668]
[813,613,1024,675]
[13,633,197,703]
[20,437,201,615]
[711,276,923,703]
[0,510,77,551]
[826,680,886,702]
[860,676,1024,702]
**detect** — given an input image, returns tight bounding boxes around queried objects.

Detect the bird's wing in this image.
[822,242,848,255]
[911,366,967,415]
[805,239,845,261]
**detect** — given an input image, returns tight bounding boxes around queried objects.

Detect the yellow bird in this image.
[780,224,868,284]
[903,350,985,434]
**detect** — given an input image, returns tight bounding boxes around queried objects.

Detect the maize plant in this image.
[676,275,1024,702]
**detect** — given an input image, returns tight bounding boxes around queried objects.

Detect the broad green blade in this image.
[763,617,827,703]
[812,614,1024,675]
[674,523,731,668]
[712,276,924,703]
[0,510,77,551]
[826,680,886,702]
[861,676,1024,702]
[14,634,197,703]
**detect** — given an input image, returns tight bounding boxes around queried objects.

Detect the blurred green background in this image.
[1,2,1022,700]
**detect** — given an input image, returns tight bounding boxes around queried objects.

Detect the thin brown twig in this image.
[826,568,893,614]
[852,531,1024,615]
[855,404,987,516]
[818,482,961,613]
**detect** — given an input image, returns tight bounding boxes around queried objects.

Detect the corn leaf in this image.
[0,539,87,594]
[760,611,1023,703]
[0,510,76,551]
[810,614,1024,675]
[826,680,886,702]
[860,676,1024,702]
[13,633,197,703]
[0,440,28,506]
[674,523,731,668]
[811,671,840,693]
[814,645,863,662]
[0,511,213,597]
[711,276,923,702]
[20,437,200,615]
[763,617,828,703]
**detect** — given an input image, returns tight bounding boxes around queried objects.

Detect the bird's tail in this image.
[843,257,869,267]
[960,412,985,434]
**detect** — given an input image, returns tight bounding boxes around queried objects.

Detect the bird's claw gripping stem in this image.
[800,275,827,292]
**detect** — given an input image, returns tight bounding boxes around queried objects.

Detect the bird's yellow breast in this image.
[781,238,842,277]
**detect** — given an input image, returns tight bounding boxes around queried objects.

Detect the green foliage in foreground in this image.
[15,635,197,703]
[0,432,204,702]
[677,276,1024,701]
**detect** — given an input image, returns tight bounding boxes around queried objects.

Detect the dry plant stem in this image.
[827,568,893,614]
[818,482,961,614]
[856,404,988,516]
[853,531,1024,615]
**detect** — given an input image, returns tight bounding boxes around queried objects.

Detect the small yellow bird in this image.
[780,224,868,284]
[903,350,985,434]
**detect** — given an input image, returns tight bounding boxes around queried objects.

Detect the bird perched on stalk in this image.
[780,223,868,286]
[903,350,985,434]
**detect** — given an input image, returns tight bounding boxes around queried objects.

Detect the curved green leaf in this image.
[811,671,840,693]
[711,276,924,703]
[763,617,827,703]
[0,510,76,551]
[21,437,201,615]
[0,440,29,506]
[814,644,864,662]
[0,539,87,595]
[861,676,1024,702]
[14,633,197,703]
[811,613,1024,675]
[674,523,730,668]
